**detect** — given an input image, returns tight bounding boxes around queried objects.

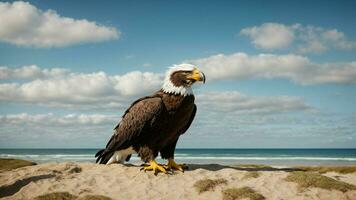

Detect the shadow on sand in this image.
[186,164,305,172]
[125,163,305,173]
[0,174,56,198]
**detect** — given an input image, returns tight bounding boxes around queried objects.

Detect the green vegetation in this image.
[243,172,261,179]
[33,192,77,200]
[222,187,265,200]
[193,178,228,193]
[78,195,113,200]
[297,166,356,174]
[0,158,36,171]
[285,171,356,192]
[232,164,271,169]
[34,192,113,200]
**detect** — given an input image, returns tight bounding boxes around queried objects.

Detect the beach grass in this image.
[232,164,271,169]
[222,187,265,200]
[0,158,36,171]
[33,192,113,200]
[285,171,356,192]
[33,192,77,200]
[193,178,228,193]
[297,166,356,174]
[243,171,261,179]
[78,195,113,200]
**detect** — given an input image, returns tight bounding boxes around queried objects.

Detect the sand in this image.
[1,161,356,200]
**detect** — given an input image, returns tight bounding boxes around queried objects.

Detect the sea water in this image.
[1,148,356,166]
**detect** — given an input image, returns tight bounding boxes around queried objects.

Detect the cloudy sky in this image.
[0,0,355,148]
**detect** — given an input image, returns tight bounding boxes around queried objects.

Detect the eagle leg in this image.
[165,158,188,172]
[141,160,167,175]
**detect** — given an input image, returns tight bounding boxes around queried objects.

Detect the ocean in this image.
[1,148,356,166]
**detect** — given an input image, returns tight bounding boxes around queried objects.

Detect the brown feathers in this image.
[96,90,196,163]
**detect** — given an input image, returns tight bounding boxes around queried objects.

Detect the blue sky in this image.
[0,0,355,148]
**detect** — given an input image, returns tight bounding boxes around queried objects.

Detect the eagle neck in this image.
[161,78,193,96]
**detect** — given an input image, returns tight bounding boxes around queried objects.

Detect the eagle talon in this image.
[141,160,167,174]
[165,158,187,172]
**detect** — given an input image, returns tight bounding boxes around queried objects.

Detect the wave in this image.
[1,154,356,162]
[173,156,356,161]
[0,154,93,158]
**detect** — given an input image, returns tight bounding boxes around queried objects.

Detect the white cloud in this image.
[197,91,313,115]
[0,65,69,80]
[191,52,356,85]
[297,25,356,53]
[1,56,355,110]
[0,90,314,123]
[112,71,162,96]
[240,23,295,49]
[0,112,119,148]
[240,23,356,53]
[0,66,163,108]
[0,1,119,48]
[0,113,117,126]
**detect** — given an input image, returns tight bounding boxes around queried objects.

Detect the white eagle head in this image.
[162,63,206,96]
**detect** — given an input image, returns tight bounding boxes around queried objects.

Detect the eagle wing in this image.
[95,95,164,163]
[180,104,197,134]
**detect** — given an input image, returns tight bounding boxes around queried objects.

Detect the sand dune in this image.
[0,160,356,200]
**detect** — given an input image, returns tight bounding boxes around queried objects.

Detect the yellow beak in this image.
[189,69,206,83]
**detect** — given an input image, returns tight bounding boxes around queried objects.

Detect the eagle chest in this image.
[162,95,194,135]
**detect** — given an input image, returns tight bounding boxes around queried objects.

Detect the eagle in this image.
[95,64,205,174]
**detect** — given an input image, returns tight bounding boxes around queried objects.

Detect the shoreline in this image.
[1,158,356,199]
[2,148,356,167]
[2,159,356,167]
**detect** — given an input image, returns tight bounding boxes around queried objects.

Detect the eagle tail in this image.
[95,149,114,164]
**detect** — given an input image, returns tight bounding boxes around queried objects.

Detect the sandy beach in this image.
[1,0,356,199]
[1,159,356,200]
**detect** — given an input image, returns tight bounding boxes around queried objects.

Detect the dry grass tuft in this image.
[68,166,82,174]
[0,158,36,171]
[222,187,265,200]
[232,164,271,169]
[33,192,77,200]
[194,178,228,193]
[285,171,356,192]
[243,171,261,179]
[34,192,113,200]
[297,166,356,174]
[78,195,113,200]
